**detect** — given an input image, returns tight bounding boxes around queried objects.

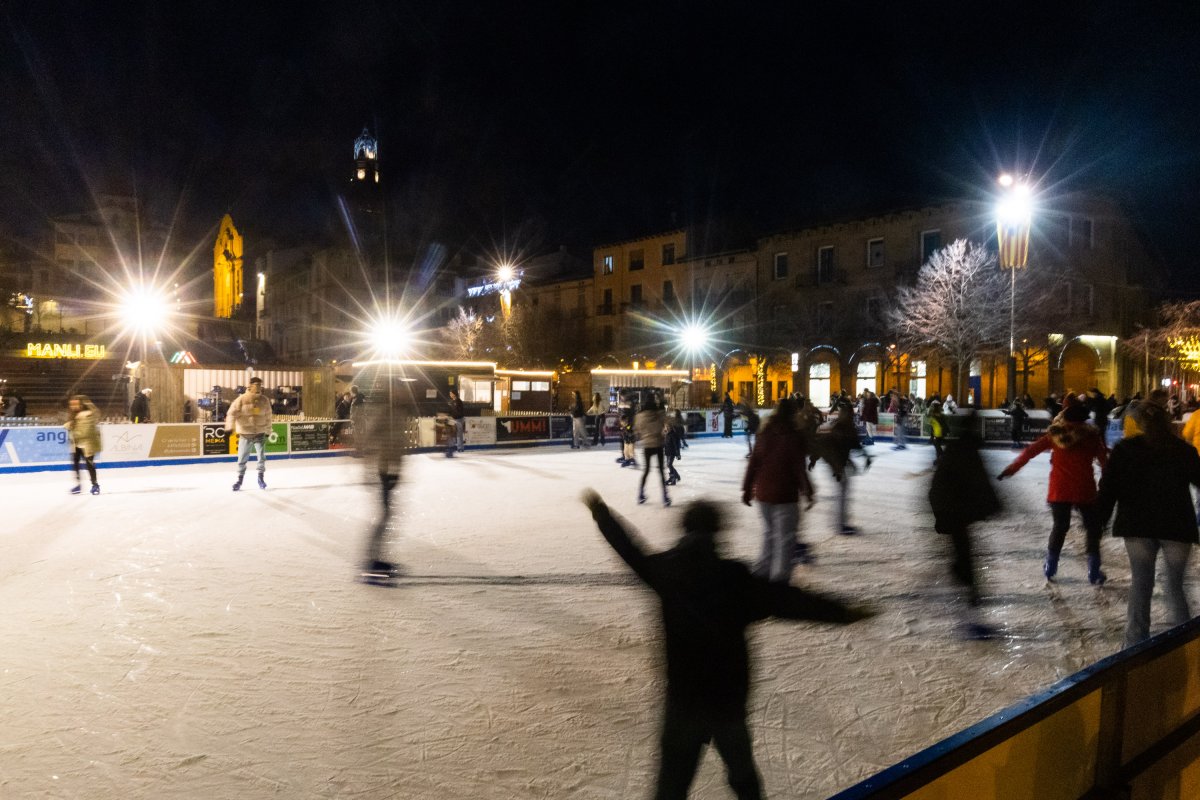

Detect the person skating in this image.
[129,387,152,423]
[927,400,946,464]
[64,394,102,495]
[998,395,1108,583]
[890,391,910,450]
[1097,400,1200,647]
[740,404,760,458]
[617,398,639,467]
[860,389,879,445]
[813,401,872,535]
[588,392,608,447]
[635,394,670,506]
[743,397,815,577]
[1003,398,1028,448]
[721,393,735,438]
[446,389,465,456]
[929,420,1002,639]
[582,491,873,800]
[570,390,590,449]
[226,376,274,491]
[665,411,685,485]
[359,399,407,583]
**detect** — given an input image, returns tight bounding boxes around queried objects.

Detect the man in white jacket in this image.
[226,377,274,491]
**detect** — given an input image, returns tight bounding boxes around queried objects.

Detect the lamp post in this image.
[680,323,710,407]
[996,174,1033,404]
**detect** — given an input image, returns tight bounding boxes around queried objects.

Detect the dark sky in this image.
[2,1,1199,286]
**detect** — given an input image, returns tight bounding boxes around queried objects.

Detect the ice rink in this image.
[2,435,1188,798]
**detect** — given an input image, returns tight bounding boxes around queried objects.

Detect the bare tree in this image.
[1121,300,1200,394]
[889,239,1010,401]
[443,306,483,361]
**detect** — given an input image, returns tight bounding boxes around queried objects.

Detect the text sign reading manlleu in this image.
[25,343,108,359]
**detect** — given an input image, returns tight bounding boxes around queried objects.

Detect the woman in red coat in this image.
[999,397,1109,583]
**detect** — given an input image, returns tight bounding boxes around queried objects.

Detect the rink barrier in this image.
[829,616,1200,800]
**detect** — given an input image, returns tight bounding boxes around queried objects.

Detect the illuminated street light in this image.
[680,323,710,354]
[996,173,1035,403]
[368,314,411,360]
[120,285,172,337]
[496,263,515,283]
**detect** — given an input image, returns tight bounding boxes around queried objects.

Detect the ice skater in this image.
[360,401,408,583]
[570,390,590,449]
[226,376,273,491]
[635,393,669,506]
[588,392,608,447]
[446,389,465,456]
[743,397,815,576]
[64,394,102,495]
[665,410,685,486]
[929,421,1001,639]
[582,490,873,800]
[998,395,1108,584]
[739,403,760,458]
[811,400,872,535]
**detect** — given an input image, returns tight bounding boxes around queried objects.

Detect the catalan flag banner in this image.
[997,221,1030,269]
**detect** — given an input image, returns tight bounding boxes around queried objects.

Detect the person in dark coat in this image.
[859,389,879,445]
[446,389,465,456]
[743,397,814,577]
[929,419,1001,638]
[130,388,152,423]
[721,393,735,438]
[1098,400,1200,647]
[739,404,760,458]
[582,491,873,800]
[1003,398,1028,448]
[665,410,685,485]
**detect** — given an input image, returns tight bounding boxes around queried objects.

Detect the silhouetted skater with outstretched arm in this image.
[582,490,874,799]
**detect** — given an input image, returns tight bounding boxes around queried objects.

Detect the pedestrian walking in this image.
[65,394,102,495]
[999,395,1108,583]
[860,389,879,445]
[743,397,815,577]
[226,376,273,491]
[582,491,873,800]
[665,410,685,485]
[588,392,608,446]
[929,420,1001,639]
[721,392,735,438]
[447,389,465,456]
[1098,399,1200,647]
[130,387,152,423]
[570,390,589,449]
[635,394,669,506]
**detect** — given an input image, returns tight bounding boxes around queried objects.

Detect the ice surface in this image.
[1,437,1189,798]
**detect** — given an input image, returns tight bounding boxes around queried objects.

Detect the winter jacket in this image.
[635,408,666,448]
[225,391,274,436]
[1181,411,1200,456]
[570,397,585,419]
[1098,434,1200,543]
[742,425,811,504]
[665,421,684,460]
[449,397,465,420]
[589,501,861,712]
[930,435,1000,534]
[1002,420,1107,504]
[586,400,607,416]
[860,394,879,424]
[928,409,946,439]
[129,393,151,423]
[64,407,102,457]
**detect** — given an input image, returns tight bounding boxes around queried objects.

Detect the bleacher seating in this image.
[0,356,129,418]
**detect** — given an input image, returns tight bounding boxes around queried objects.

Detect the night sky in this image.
[2,1,1198,286]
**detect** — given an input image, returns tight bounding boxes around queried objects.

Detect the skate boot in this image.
[838,525,859,536]
[1043,551,1059,581]
[637,493,647,505]
[90,484,100,495]
[792,541,815,565]
[232,478,243,492]
[1087,554,1107,586]
[663,495,671,508]
[70,485,81,495]
[258,475,267,490]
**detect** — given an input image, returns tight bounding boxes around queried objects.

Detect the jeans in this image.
[755,502,799,583]
[864,421,877,442]
[894,416,907,447]
[1124,537,1193,648]
[1048,502,1103,557]
[640,447,667,498]
[571,417,588,448]
[236,433,266,478]
[655,703,762,800]
[446,418,465,454]
[589,414,606,446]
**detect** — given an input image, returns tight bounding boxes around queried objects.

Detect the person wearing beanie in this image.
[999,393,1110,584]
[582,490,873,799]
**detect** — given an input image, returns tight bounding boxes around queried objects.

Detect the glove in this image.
[742,491,753,507]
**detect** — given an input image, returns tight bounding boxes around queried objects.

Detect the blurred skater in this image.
[999,395,1108,584]
[360,400,408,582]
[636,394,669,506]
[812,400,872,535]
[743,397,814,577]
[929,420,1001,639]
[618,396,639,467]
[927,400,946,464]
[446,389,465,456]
[588,392,608,447]
[65,394,102,495]
[721,392,735,438]
[582,491,873,800]
[665,410,685,485]
[1098,400,1200,647]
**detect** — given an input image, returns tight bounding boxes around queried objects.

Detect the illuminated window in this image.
[459,377,493,404]
[808,362,831,409]
[920,230,942,263]
[910,359,927,400]
[531,381,550,392]
[356,168,366,180]
[512,380,531,391]
[602,255,614,274]
[856,361,877,396]
[373,172,379,183]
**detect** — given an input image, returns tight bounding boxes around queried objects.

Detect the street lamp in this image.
[996,174,1033,403]
[367,313,411,361]
[679,322,711,406]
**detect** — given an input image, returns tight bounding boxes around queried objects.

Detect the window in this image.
[602,255,614,274]
[629,249,644,271]
[817,246,835,284]
[1069,282,1095,317]
[808,362,831,409]
[602,288,613,310]
[910,360,927,401]
[663,280,675,304]
[1071,217,1094,248]
[662,243,675,265]
[459,376,493,404]
[512,380,531,392]
[856,361,877,396]
[531,381,550,392]
[773,252,788,280]
[920,230,942,263]
[817,300,834,331]
[630,284,643,305]
[867,237,885,268]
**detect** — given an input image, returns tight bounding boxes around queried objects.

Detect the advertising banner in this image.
[95,424,153,463]
[495,416,550,442]
[230,423,289,455]
[202,424,231,455]
[290,422,332,452]
[0,426,74,465]
[149,425,202,458]
[464,416,496,446]
[549,415,572,440]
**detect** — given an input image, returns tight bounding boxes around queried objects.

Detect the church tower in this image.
[213,214,243,318]
[353,127,380,185]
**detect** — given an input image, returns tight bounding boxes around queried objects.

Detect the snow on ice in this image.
[1,436,1186,798]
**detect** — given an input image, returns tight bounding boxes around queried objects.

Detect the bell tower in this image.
[353,127,380,185]
[213,214,243,318]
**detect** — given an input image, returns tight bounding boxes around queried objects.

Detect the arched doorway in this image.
[805,347,841,408]
[1060,340,1101,397]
